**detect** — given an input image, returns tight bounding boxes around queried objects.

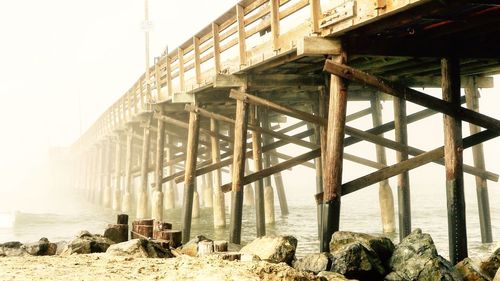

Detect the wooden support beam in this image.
[162,127,314,184]
[229,98,249,244]
[185,104,317,149]
[442,57,467,264]
[251,106,266,236]
[103,139,113,208]
[465,79,493,243]
[393,96,411,240]
[230,89,499,181]
[322,53,347,252]
[340,130,498,196]
[221,149,321,192]
[297,37,341,57]
[166,55,173,97]
[323,60,500,134]
[181,111,201,243]
[155,113,232,143]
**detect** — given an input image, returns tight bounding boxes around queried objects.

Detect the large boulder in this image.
[293,252,332,274]
[106,239,173,258]
[455,258,491,281]
[60,230,115,256]
[385,229,462,281]
[0,241,27,257]
[481,248,500,279]
[240,235,297,265]
[494,268,500,281]
[328,231,394,280]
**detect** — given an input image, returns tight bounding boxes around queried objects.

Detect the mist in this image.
[0,0,499,255]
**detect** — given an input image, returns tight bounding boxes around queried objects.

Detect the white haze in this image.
[0,1,498,244]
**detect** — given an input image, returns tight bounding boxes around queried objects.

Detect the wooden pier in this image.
[72,0,500,264]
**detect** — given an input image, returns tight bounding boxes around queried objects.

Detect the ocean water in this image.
[0,170,498,261]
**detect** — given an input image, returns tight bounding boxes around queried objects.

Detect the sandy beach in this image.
[0,254,320,281]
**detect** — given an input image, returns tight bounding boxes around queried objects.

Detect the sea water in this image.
[0,168,498,260]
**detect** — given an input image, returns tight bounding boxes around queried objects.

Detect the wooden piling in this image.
[243,161,255,207]
[465,79,492,243]
[322,53,347,252]
[229,98,249,244]
[370,96,396,234]
[153,111,166,223]
[103,139,113,208]
[393,96,412,240]
[210,118,226,228]
[251,105,266,237]
[181,110,201,243]
[260,108,275,224]
[122,127,134,214]
[441,56,467,264]
[137,117,152,219]
[112,135,122,211]
[165,133,176,210]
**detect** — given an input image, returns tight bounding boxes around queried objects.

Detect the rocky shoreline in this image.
[1,226,499,280]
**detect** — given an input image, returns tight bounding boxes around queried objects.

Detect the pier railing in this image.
[75,0,433,149]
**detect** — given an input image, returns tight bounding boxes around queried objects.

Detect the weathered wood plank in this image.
[323,60,500,134]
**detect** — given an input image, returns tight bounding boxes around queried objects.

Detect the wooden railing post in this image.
[194,36,202,85]
[178,48,185,92]
[236,4,247,68]
[310,0,321,34]
[212,23,221,74]
[270,0,280,51]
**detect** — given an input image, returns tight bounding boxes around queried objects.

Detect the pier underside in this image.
[72,0,500,264]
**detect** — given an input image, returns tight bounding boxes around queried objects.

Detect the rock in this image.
[328,231,394,280]
[106,239,173,258]
[23,237,50,256]
[46,243,57,256]
[385,229,462,281]
[0,241,27,257]
[317,271,358,281]
[240,253,261,262]
[481,248,500,279]
[293,252,332,274]
[455,258,491,281]
[55,241,67,255]
[494,268,499,281]
[178,235,212,257]
[60,231,115,256]
[330,231,395,268]
[240,235,297,265]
